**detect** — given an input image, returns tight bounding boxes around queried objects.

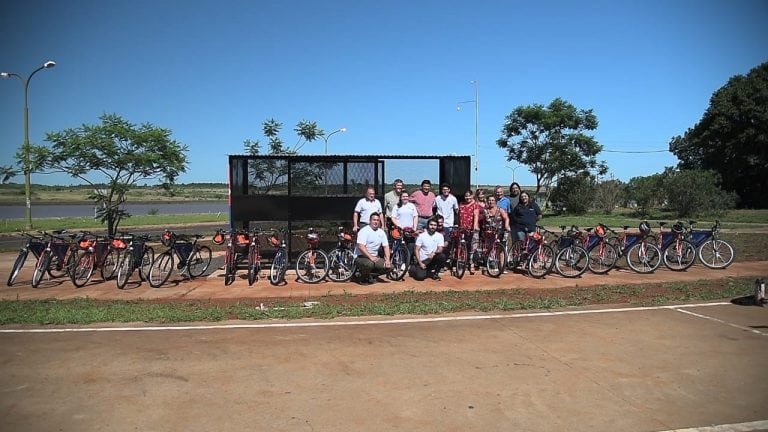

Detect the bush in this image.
[549,173,595,215]
[592,179,624,214]
[662,169,737,217]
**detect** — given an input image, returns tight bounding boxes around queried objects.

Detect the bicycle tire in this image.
[453,242,468,279]
[625,242,661,274]
[587,243,618,274]
[31,250,52,288]
[187,246,212,278]
[506,241,523,269]
[698,239,735,269]
[70,252,95,288]
[295,249,329,284]
[387,245,410,281]
[224,246,236,286]
[138,247,154,281]
[528,244,555,279]
[100,250,120,281]
[269,249,288,285]
[486,244,505,278]
[47,247,70,279]
[7,250,28,286]
[116,252,133,289]
[148,251,174,288]
[662,240,696,271]
[555,245,589,278]
[327,249,356,282]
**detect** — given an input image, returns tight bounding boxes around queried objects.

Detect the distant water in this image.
[0,202,229,219]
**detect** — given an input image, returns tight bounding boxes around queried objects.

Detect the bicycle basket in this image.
[306,232,320,246]
[212,231,225,245]
[558,236,574,248]
[531,231,543,242]
[672,222,684,234]
[78,238,95,250]
[111,238,128,250]
[161,230,175,247]
[595,225,606,238]
[390,227,402,240]
[269,235,280,247]
[639,221,651,235]
[235,232,250,246]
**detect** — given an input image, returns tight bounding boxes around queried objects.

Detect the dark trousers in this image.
[409,252,447,281]
[355,256,386,279]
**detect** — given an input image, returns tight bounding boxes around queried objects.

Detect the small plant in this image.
[147,208,159,215]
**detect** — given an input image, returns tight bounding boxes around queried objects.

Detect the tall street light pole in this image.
[323,127,347,155]
[2,60,57,230]
[457,80,479,189]
[506,164,523,184]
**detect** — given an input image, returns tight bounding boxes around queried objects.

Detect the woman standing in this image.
[459,190,481,273]
[510,191,542,240]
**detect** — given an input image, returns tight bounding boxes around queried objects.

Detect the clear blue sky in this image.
[1,0,766,188]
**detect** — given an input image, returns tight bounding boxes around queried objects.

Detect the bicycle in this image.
[552,226,590,278]
[447,227,470,279]
[7,232,47,286]
[656,221,696,271]
[506,226,554,278]
[268,228,289,286]
[148,230,212,288]
[387,226,414,281]
[215,228,254,286]
[69,233,118,288]
[606,222,661,274]
[579,224,619,274]
[326,227,357,283]
[115,233,154,289]
[686,220,735,269]
[30,231,78,288]
[476,226,506,278]
[295,228,329,284]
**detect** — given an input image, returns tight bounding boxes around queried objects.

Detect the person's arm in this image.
[501,209,511,231]
[472,206,480,231]
[435,234,445,254]
[353,212,360,231]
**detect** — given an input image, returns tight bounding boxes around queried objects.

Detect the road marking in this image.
[656,419,768,431]
[675,308,768,336]
[0,301,734,333]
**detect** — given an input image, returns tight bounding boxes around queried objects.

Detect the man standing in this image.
[411,179,436,230]
[411,217,447,281]
[494,185,512,245]
[353,186,383,232]
[434,182,459,236]
[383,179,404,222]
[353,212,391,285]
[508,182,521,211]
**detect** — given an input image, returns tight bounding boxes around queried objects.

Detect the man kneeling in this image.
[411,217,447,281]
[354,212,391,285]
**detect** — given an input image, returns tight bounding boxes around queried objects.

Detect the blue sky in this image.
[1,0,766,188]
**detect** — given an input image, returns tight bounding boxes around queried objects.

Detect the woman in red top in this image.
[459,190,481,273]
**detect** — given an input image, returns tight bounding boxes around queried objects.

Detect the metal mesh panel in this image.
[247,158,288,195]
[291,162,339,196]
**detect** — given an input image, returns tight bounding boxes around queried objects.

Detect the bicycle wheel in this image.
[138,247,154,281]
[528,244,555,279]
[626,242,661,274]
[100,250,120,281]
[327,249,356,282]
[486,244,505,278]
[453,242,468,279]
[698,239,735,269]
[295,249,329,284]
[506,241,523,269]
[31,250,52,288]
[7,250,28,286]
[187,246,212,278]
[116,252,133,289]
[388,245,410,281]
[47,247,70,279]
[269,250,288,285]
[224,246,236,286]
[555,245,589,278]
[148,251,174,288]
[587,243,618,274]
[70,252,95,288]
[662,240,696,271]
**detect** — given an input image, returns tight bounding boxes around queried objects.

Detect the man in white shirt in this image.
[434,182,459,237]
[353,212,391,285]
[411,217,447,281]
[353,187,383,232]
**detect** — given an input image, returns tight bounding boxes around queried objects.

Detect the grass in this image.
[0,277,758,325]
[0,213,227,234]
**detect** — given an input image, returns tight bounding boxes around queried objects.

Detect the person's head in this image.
[426,217,439,234]
[398,191,410,206]
[365,187,375,200]
[494,186,505,199]
[435,214,444,230]
[392,179,404,194]
[420,179,432,193]
[486,195,497,208]
[368,212,382,230]
[463,189,474,203]
[440,183,451,197]
[509,182,521,197]
[475,188,486,202]
[519,191,531,205]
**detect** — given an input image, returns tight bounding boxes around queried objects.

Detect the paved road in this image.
[1,303,767,431]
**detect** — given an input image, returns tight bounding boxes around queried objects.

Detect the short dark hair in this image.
[421,179,431,186]
[369,212,381,221]
[440,182,450,190]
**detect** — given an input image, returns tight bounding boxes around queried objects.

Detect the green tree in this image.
[0,165,18,184]
[592,178,624,214]
[27,113,188,235]
[625,173,664,217]
[669,62,768,208]
[548,171,595,215]
[243,118,325,194]
[497,97,607,206]
[662,168,737,218]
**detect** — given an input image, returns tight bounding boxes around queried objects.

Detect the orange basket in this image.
[235,233,250,246]
[269,235,280,247]
[390,227,402,240]
[78,238,95,249]
[306,232,320,247]
[212,231,225,245]
[532,231,543,242]
[161,230,175,247]
[111,238,127,250]
[595,225,606,237]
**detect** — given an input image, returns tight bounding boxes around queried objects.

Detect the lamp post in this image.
[323,127,347,155]
[456,80,479,189]
[1,60,56,230]
[506,164,523,183]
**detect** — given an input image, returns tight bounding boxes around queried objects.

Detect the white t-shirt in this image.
[355,198,383,225]
[391,203,418,229]
[354,225,388,258]
[434,194,459,226]
[415,230,445,262]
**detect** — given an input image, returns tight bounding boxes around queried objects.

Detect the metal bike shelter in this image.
[228,154,471,259]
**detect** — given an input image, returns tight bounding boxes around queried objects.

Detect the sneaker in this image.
[431,274,442,281]
[357,277,371,286]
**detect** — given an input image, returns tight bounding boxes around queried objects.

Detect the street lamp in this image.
[2,60,57,230]
[506,164,523,183]
[323,127,347,155]
[457,80,479,189]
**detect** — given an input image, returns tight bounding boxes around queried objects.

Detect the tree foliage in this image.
[625,173,664,217]
[27,113,188,235]
[497,97,607,206]
[592,178,624,214]
[243,118,326,194]
[669,62,768,208]
[548,172,595,215]
[0,165,18,184]
[661,168,737,218]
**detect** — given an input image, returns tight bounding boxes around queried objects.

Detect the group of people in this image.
[350,179,542,285]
